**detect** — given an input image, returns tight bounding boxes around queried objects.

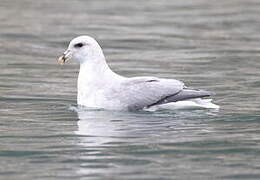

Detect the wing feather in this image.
[116,76,184,110]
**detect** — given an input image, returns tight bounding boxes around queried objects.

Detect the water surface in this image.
[1,0,260,179]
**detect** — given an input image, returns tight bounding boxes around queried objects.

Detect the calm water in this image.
[1,0,260,179]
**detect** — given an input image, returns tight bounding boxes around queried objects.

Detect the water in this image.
[1,0,260,179]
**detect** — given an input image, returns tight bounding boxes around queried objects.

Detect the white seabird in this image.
[58,36,219,111]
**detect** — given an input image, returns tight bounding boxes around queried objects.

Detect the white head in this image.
[58,36,105,64]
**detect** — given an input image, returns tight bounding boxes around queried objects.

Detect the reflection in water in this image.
[73,106,220,177]
[74,106,216,146]
[75,108,129,146]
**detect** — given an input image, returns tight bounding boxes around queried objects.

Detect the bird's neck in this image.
[78,56,119,83]
[77,56,123,105]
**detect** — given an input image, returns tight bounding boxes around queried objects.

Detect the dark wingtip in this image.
[204,90,216,96]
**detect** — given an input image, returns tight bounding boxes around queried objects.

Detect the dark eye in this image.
[74,43,84,48]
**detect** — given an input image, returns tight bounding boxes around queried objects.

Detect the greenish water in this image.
[1,0,260,179]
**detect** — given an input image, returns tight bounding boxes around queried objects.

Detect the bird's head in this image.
[58,35,104,65]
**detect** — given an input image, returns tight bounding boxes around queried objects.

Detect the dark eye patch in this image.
[74,43,84,48]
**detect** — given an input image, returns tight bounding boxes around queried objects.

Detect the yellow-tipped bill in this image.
[58,55,66,65]
[57,50,71,65]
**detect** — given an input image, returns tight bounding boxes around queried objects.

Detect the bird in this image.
[57,35,219,111]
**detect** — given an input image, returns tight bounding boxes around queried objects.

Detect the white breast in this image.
[77,61,126,110]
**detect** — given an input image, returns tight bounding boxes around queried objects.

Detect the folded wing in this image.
[114,76,213,110]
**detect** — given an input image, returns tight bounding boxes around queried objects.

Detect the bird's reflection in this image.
[74,107,129,146]
[74,107,159,146]
[71,106,217,177]
[72,106,217,147]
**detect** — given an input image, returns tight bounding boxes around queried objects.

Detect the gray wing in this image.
[115,76,213,110]
[117,76,184,110]
[147,88,213,108]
